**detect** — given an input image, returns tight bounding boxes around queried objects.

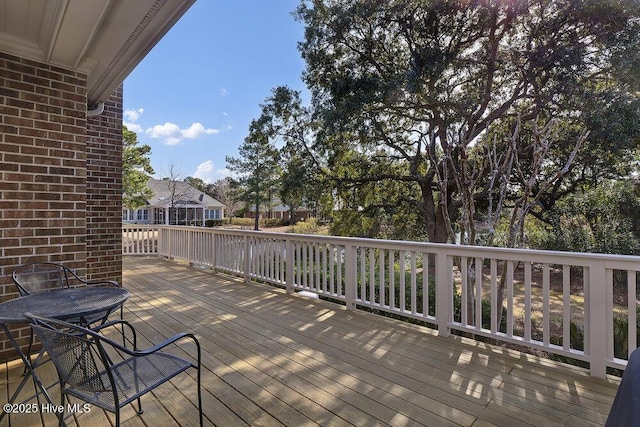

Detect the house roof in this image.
[0,0,196,105]
[271,205,312,213]
[146,179,224,209]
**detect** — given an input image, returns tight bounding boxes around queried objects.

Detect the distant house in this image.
[123,179,225,226]
[244,203,314,222]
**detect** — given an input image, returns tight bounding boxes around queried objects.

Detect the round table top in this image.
[0,287,129,324]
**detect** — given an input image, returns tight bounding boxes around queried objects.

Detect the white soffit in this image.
[0,0,196,105]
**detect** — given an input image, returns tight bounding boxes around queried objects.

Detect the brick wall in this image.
[86,85,123,283]
[0,52,123,360]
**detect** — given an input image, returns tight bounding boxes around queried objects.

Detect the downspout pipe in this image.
[87,102,105,117]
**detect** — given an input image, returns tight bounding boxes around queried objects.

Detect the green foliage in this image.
[290,218,327,235]
[228,217,283,228]
[205,219,223,227]
[541,180,640,255]
[184,177,208,193]
[265,86,327,218]
[485,215,552,250]
[330,209,382,238]
[567,310,640,363]
[122,126,154,209]
[230,217,255,227]
[226,117,281,230]
[261,218,283,228]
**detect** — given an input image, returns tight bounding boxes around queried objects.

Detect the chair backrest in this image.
[12,262,72,296]
[28,315,112,392]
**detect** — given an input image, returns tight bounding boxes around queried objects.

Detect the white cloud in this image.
[123,108,144,133]
[123,122,143,133]
[124,108,144,122]
[146,122,180,138]
[220,88,228,96]
[182,122,219,139]
[145,122,220,146]
[193,161,230,183]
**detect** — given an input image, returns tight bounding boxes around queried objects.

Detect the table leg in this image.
[0,324,65,426]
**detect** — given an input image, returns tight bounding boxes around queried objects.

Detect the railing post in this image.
[158,227,165,258]
[436,251,452,337]
[587,260,608,378]
[211,231,217,274]
[285,239,294,294]
[344,244,356,311]
[243,235,250,283]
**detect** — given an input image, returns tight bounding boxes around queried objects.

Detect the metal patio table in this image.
[0,287,129,425]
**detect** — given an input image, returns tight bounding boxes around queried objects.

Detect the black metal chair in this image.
[12,262,124,361]
[12,262,120,297]
[26,313,203,427]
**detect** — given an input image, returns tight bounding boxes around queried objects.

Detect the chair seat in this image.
[65,352,194,412]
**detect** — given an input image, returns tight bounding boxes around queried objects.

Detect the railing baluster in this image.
[315,244,321,292]
[369,248,375,305]
[359,247,366,303]
[337,245,343,298]
[423,252,429,318]
[380,249,385,308]
[629,270,637,356]
[563,265,571,351]
[543,263,550,346]
[461,256,468,326]
[475,257,482,330]
[410,251,417,315]
[389,250,395,310]
[345,243,356,310]
[507,261,514,338]
[524,261,532,342]
[490,259,498,334]
[399,251,406,313]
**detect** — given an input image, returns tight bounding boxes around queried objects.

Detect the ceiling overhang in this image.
[0,0,195,105]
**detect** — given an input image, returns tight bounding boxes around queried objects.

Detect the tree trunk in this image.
[421,183,450,243]
[254,198,260,231]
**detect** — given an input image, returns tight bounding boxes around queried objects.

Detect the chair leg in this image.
[198,363,203,427]
[58,392,66,427]
[22,331,35,375]
[136,397,143,414]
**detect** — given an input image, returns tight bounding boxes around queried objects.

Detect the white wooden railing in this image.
[122,225,159,255]
[122,224,640,378]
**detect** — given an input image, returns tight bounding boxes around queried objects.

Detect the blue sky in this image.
[123,0,307,183]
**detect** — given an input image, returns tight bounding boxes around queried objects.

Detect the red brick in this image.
[0,52,121,357]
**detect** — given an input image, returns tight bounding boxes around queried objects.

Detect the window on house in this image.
[122,209,132,221]
[136,209,149,221]
[205,209,220,220]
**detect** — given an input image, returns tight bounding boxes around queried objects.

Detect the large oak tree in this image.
[296,0,640,243]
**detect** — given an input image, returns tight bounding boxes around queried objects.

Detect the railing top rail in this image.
[137,225,640,267]
[123,224,640,271]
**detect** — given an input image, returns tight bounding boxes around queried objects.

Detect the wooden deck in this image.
[1,257,622,426]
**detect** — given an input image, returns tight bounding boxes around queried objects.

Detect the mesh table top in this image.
[0,287,129,324]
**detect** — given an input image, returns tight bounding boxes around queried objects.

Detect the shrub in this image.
[261,218,283,228]
[291,218,327,235]
[230,217,255,226]
[539,180,640,255]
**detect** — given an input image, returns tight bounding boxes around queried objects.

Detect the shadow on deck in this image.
[1,257,621,426]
